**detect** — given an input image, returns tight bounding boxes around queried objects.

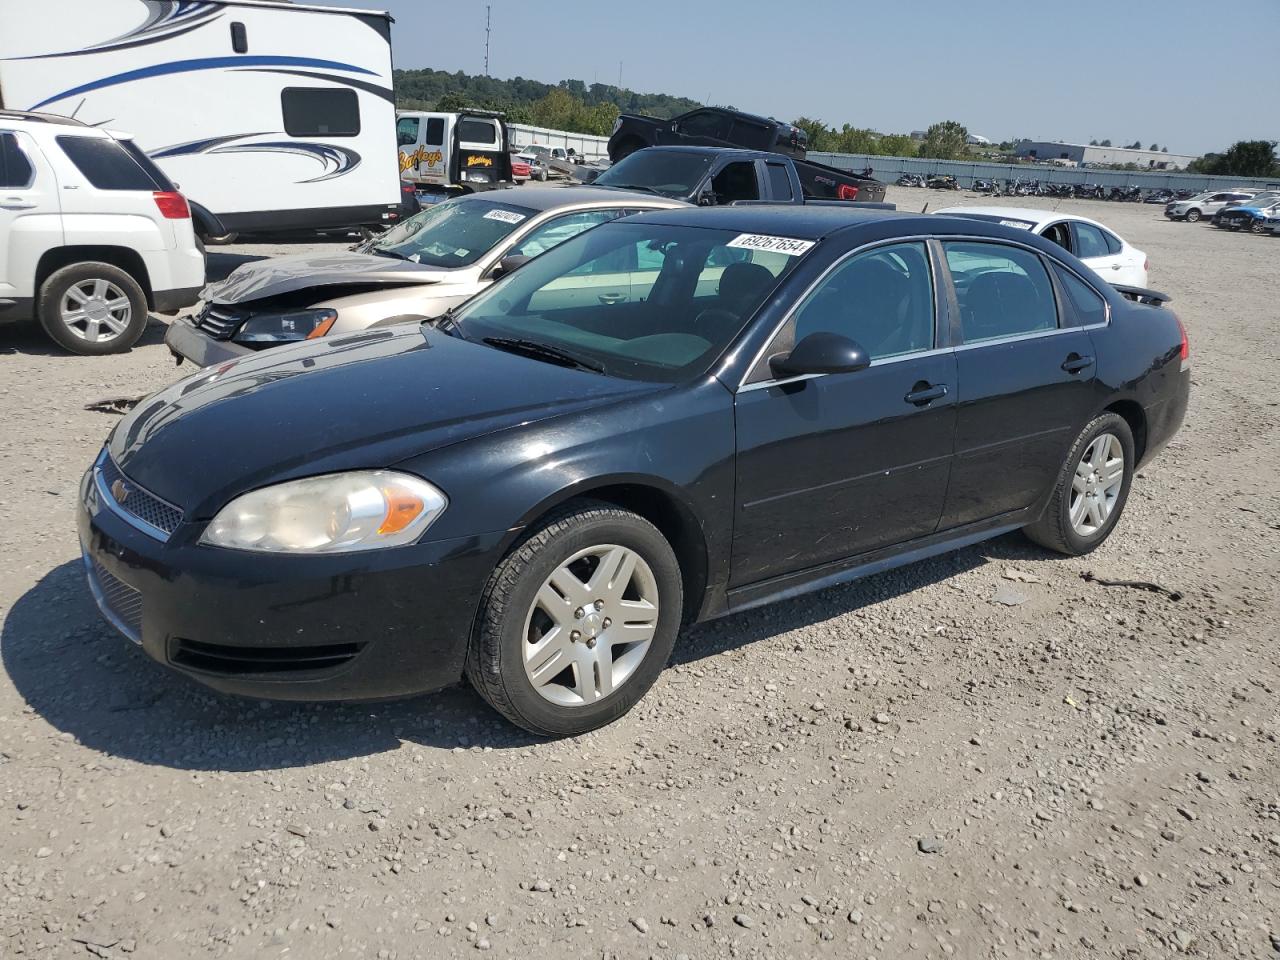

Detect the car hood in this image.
[202,251,458,305]
[107,326,659,519]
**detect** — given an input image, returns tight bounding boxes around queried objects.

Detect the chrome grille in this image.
[194,303,247,340]
[86,556,143,644]
[98,456,184,539]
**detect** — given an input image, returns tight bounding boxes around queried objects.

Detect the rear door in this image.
[938,240,1097,530]
[1070,221,1126,279]
[453,115,510,188]
[0,129,61,303]
[49,131,172,242]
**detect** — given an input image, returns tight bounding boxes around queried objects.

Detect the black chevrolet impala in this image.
[79,207,1190,736]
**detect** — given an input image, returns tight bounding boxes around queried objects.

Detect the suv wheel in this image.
[1024,413,1135,556]
[466,502,683,737]
[1184,208,1202,222]
[37,262,148,355]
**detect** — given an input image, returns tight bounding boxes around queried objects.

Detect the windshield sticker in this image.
[483,209,526,224]
[999,219,1035,230]
[726,234,815,256]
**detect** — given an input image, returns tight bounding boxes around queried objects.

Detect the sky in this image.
[311,0,1275,156]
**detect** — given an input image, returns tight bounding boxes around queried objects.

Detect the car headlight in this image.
[233,309,337,344]
[201,471,447,553]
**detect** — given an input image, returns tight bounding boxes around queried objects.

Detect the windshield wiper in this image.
[371,248,413,261]
[596,183,668,197]
[482,337,605,374]
[427,307,465,338]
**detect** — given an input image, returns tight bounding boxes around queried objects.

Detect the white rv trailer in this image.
[0,0,401,238]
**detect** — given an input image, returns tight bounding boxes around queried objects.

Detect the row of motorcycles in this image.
[896,173,1198,204]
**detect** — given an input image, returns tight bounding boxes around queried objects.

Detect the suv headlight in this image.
[201,471,447,553]
[233,309,337,344]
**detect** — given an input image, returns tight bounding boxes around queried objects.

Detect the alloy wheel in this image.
[60,279,133,343]
[1069,433,1124,537]
[522,544,660,707]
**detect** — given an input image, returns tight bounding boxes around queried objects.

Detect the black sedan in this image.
[79,207,1191,737]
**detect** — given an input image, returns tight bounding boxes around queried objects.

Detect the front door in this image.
[937,239,1097,529]
[731,241,957,586]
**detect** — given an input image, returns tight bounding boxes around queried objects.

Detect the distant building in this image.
[967,134,992,145]
[1015,140,1195,170]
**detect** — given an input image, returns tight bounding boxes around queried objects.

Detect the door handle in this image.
[1,198,36,210]
[1061,353,1095,374]
[597,293,625,304]
[1111,264,1122,270]
[904,382,948,406]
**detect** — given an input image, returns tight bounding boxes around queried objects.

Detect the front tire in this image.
[1024,413,1135,556]
[1184,208,1201,222]
[37,262,148,355]
[465,502,683,737]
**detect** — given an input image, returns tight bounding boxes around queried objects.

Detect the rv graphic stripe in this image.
[5,1,223,60]
[238,69,396,104]
[149,134,362,184]
[28,56,381,111]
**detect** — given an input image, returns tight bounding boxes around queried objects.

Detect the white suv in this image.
[0,111,204,354]
[1164,189,1256,223]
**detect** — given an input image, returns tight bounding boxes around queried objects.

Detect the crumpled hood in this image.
[202,251,455,305]
[108,326,658,519]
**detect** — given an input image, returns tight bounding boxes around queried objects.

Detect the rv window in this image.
[230,22,248,53]
[56,135,163,190]
[281,88,360,138]
[397,117,420,147]
[425,118,445,145]
[457,118,497,145]
[0,133,34,189]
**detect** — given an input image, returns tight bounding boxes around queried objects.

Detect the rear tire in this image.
[37,262,148,356]
[1184,208,1201,222]
[1024,413,1135,556]
[465,501,683,737]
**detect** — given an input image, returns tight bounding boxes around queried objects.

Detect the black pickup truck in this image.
[608,106,807,163]
[589,146,887,206]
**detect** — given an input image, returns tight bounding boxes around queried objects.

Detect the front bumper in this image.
[164,315,254,367]
[78,455,504,701]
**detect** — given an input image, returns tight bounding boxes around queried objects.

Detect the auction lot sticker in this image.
[484,209,527,224]
[726,234,815,256]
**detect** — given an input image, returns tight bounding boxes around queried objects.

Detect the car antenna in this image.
[921,202,929,214]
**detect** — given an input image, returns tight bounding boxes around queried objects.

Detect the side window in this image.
[766,163,793,201]
[678,111,727,139]
[511,210,622,259]
[943,241,1058,343]
[1072,222,1110,259]
[789,242,935,361]
[709,161,760,203]
[281,88,360,137]
[0,133,35,188]
[1101,229,1123,255]
[230,21,248,53]
[1052,265,1108,327]
[425,117,445,145]
[396,117,420,147]
[1041,222,1072,253]
[55,135,160,190]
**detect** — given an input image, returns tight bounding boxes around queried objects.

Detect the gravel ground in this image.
[1,190,1278,959]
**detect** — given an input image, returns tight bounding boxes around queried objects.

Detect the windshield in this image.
[593,150,715,199]
[451,220,809,382]
[370,196,536,268]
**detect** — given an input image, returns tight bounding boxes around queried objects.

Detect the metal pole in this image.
[484,5,491,76]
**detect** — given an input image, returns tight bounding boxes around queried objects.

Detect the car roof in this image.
[932,205,1117,231]
[625,204,919,240]
[634,145,774,160]
[466,185,684,212]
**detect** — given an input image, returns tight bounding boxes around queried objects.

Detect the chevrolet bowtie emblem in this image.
[110,479,130,503]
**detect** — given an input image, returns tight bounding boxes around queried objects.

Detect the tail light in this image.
[1177,316,1189,366]
[153,191,190,219]
[1143,257,1149,273]
[837,184,860,201]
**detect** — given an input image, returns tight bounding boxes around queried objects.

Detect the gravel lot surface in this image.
[2,190,1278,959]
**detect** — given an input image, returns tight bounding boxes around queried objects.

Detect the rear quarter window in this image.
[56,135,163,190]
[0,133,35,188]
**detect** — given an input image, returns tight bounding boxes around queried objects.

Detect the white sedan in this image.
[934,206,1149,287]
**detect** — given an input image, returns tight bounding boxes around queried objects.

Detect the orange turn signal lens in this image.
[378,487,425,535]
[306,316,337,339]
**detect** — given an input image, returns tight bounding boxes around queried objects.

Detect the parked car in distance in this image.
[1215,197,1280,233]
[1165,190,1256,222]
[83,206,1190,736]
[1211,190,1280,225]
[511,157,532,183]
[1143,188,1175,204]
[0,110,204,354]
[164,186,682,367]
[591,146,886,205]
[608,106,807,163]
[933,206,1149,287]
[513,146,551,181]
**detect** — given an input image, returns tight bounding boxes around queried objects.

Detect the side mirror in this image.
[492,254,531,279]
[769,332,871,378]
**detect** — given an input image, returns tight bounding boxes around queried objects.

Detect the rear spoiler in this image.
[1110,284,1172,306]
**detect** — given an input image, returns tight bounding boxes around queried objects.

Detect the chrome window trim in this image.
[738,346,954,393]
[93,450,178,543]
[736,234,941,391]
